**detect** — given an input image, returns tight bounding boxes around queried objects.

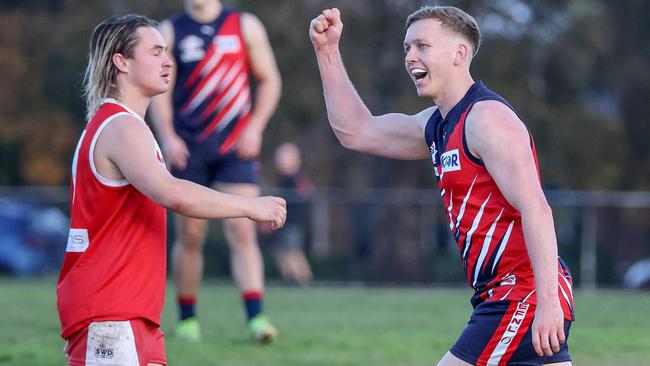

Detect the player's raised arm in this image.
[97,115,286,229]
[309,8,432,160]
[465,100,565,357]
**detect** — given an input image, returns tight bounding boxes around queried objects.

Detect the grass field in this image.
[1,278,649,366]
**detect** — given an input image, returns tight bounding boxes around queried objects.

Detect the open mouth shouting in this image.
[410,67,428,83]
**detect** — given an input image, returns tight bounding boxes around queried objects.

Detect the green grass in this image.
[1,278,649,365]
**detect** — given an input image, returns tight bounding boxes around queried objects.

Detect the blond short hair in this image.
[405,6,481,56]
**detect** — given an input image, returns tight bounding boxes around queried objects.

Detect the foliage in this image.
[0,0,647,189]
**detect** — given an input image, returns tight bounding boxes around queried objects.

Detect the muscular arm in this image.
[465,100,564,357]
[310,8,432,160]
[237,12,282,159]
[95,115,286,227]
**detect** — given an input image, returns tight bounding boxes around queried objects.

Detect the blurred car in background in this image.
[0,199,68,276]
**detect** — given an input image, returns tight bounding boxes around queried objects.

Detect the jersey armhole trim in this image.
[89,112,131,187]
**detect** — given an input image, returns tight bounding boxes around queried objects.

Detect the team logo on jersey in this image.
[430,141,438,165]
[500,274,517,286]
[215,35,241,53]
[66,228,89,252]
[154,145,165,165]
[179,35,205,63]
[200,25,215,36]
[441,149,461,173]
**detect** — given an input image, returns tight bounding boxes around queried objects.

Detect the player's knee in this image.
[177,226,207,250]
[224,219,256,248]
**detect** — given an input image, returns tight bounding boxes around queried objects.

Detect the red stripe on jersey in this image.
[218,111,250,154]
[181,52,229,114]
[197,85,250,142]
[184,26,223,88]
[197,62,247,120]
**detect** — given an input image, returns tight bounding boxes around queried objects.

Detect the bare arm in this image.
[95,115,286,228]
[465,100,564,357]
[236,12,282,159]
[309,8,431,160]
[149,20,190,169]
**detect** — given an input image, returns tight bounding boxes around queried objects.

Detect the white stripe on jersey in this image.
[473,208,504,287]
[462,193,492,261]
[491,220,515,274]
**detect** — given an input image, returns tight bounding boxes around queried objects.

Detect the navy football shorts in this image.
[172,143,259,186]
[450,300,572,366]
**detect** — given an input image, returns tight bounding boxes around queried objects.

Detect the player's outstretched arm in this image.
[149,20,190,170]
[98,115,287,229]
[465,101,565,357]
[309,8,432,160]
[236,12,282,160]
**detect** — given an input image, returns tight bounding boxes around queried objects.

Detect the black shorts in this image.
[172,143,259,186]
[450,301,572,366]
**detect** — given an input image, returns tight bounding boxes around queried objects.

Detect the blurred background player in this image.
[309,6,574,366]
[58,14,286,365]
[149,0,282,343]
[269,142,314,285]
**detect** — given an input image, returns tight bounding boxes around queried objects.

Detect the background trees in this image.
[0,0,647,190]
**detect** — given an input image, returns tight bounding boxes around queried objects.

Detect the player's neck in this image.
[110,87,149,120]
[433,73,475,118]
[186,1,222,24]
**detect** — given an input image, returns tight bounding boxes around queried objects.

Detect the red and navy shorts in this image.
[450,301,572,366]
[64,319,166,366]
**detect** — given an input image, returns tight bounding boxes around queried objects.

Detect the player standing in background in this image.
[309,6,574,366]
[149,0,281,343]
[57,14,285,365]
[270,142,314,285]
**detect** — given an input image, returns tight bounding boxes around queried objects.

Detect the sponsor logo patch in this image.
[441,149,461,173]
[94,346,114,359]
[215,35,241,53]
[179,35,205,63]
[66,228,89,252]
[499,302,530,345]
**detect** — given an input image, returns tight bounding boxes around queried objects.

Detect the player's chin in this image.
[414,87,432,98]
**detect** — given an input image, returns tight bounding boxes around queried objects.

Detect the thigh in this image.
[436,351,473,366]
[451,301,572,366]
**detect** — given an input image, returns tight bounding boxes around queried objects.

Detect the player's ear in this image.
[453,43,469,66]
[112,53,129,73]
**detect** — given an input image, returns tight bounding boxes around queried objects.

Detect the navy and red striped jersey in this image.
[171,9,252,153]
[424,81,574,320]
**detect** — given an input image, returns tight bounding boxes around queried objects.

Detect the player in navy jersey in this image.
[310,6,573,366]
[149,0,281,343]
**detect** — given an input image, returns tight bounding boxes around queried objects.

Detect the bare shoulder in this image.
[240,12,267,41]
[413,105,439,131]
[466,100,524,134]
[466,100,530,158]
[102,114,153,145]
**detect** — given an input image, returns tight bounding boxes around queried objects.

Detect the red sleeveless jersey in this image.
[424,82,574,320]
[57,100,167,339]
